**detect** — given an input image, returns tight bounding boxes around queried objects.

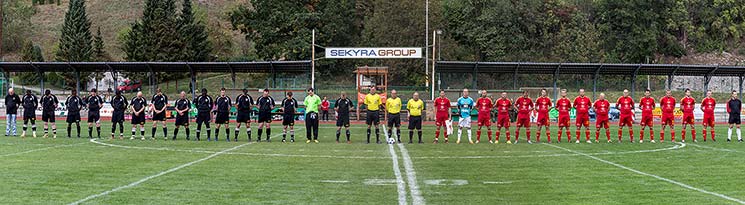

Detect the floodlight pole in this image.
[425,0,429,88]
[311,29,315,89]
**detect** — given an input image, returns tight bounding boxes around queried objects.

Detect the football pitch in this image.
[2,120,745,204]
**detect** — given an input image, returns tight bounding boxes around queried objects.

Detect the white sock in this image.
[467,129,472,141]
[728,128,733,140]
[457,128,462,140]
[738,128,742,140]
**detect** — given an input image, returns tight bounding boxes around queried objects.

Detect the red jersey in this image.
[616,96,635,115]
[593,99,610,116]
[680,96,696,114]
[495,98,512,115]
[535,96,552,114]
[659,96,676,114]
[434,97,451,116]
[321,100,330,111]
[515,96,533,115]
[701,97,716,115]
[639,96,655,116]
[573,96,591,115]
[556,97,572,116]
[476,97,493,116]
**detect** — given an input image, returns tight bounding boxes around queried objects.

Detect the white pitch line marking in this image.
[68,140,251,205]
[686,143,741,153]
[383,124,426,205]
[387,144,408,205]
[415,143,684,159]
[320,180,349,184]
[544,143,745,204]
[0,142,85,158]
[483,181,513,184]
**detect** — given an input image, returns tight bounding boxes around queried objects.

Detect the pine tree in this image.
[19,41,43,84]
[178,0,211,61]
[55,0,92,62]
[93,26,108,61]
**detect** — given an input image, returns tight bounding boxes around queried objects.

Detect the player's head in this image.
[201,88,208,96]
[413,92,419,100]
[644,88,651,97]
[462,88,469,97]
[540,88,547,97]
[391,89,397,98]
[307,87,314,96]
[523,90,529,97]
[685,88,691,96]
[71,89,77,96]
[623,89,629,97]
[156,88,161,95]
[180,91,186,99]
[137,91,143,98]
[263,88,269,97]
[666,89,672,97]
[501,91,507,98]
[340,91,346,98]
[115,90,121,96]
[439,89,445,98]
[220,87,226,96]
[560,89,567,97]
[44,89,51,96]
[599,93,606,100]
[578,89,585,96]
[242,88,248,94]
[25,89,31,95]
[370,87,376,94]
[480,90,487,97]
[323,96,327,100]
[287,91,294,98]
[91,88,97,96]
[8,88,13,95]
[706,90,712,97]
[732,90,738,98]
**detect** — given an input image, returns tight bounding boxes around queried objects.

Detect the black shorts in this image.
[387,113,401,127]
[215,112,230,124]
[258,111,272,123]
[282,114,295,126]
[236,110,251,123]
[112,111,125,123]
[175,113,189,126]
[131,113,146,125]
[196,112,211,124]
[88,111,100,123]
[729,113,741,124]
[366,110,380,125]
[336,115,350,127]
[42,111,54,122]
[408,116,422,130]
[23,110,36,121]
[67,112,81,123]
[152,111,166,121]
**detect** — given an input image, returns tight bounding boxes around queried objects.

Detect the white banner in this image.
[325,47,422,59]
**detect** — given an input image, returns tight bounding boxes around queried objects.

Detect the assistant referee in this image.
[364,87,383,144]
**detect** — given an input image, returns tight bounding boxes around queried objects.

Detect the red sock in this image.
[496,130,500,141]
[595,130,600,141]
[487,130,493,141]
[477,130,482,141]
[575,129,581,141]
[629,128,634,142]
[558,130,562,142]
[506,131,511,141]
[671,130,675,141]
[618,129,622,141]
[660,131,665,141]
[546,130,551,142]
[435,130,440,140]
[649,130,654,141]
[711,129,715,140]
[514,130,519,141]
[566,131,571,142]
[605,130,611,141]
[640,130,645,140]
[537,130,542,142]
[681,129,686,141]
[527,130,531,141]
[585,129,590,141]
[691,128,696,141]
[703,128,707,141]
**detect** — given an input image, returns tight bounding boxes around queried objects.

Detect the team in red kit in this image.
[426,87,736,144]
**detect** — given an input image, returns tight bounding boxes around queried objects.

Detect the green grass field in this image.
[2,120,745,204]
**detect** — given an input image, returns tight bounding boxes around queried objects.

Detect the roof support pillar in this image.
[739,75,743,101]
[553,64,561,101]
[668,65,680,90]
[75,71,80,93]
[187,63,196,99]
[227,62,236,89]
[631,65,641,98]
[593,64,603,100]
[513,64,519,90]
[472,62,478,90]
[704,65,719,98]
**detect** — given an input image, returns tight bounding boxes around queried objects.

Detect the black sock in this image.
[151,127,156,138]
[163,127,167,139]
[396,129,401,141]
[225,128,230,139]
[283,130,287,140]
[367,128,371,142]
[96,127,101,138]
[409,130,414,142]
[290,130,294,140]
[174,128,179,139]
[247,128,252,140]
[206,128,211,138]
[215,129,220,140]
[336,130,340,141]
[131,128,135,137]
[185,128,190,140]
[346,130,350,141]
[88,127,93,137]
[375,128,380,141]
[235,128,240,140]
[32,125,36,132]
[266,128,271,140]
[418,131,422,142]
[140,129,145,137]
[258,129,263,140]
[53,128,56,135]
[388,129,392,139]
[76,124,80,137]
[67,126,71,137]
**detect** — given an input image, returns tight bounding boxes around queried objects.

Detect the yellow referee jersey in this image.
[364,93,382,111]
[407,99,424,116]
[386,97,402,114]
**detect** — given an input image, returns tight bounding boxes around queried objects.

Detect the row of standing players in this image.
[426,88,743,144]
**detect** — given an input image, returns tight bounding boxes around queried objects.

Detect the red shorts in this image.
[595,117,609,129]
[640,115,653,127]
[516,117,530,127]
[435,114,449,126]
[558,115,570,127]
[682,114,694,125]
[537,113,549,126]
[477,114,491,127]
[619,115,633,127]
[497,114,510,128]
[575,114,589,127]
[703,115,715,127]
[661,113,674,125]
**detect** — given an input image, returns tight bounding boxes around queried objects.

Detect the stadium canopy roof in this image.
[0,61,311,73]
[435,61,745,99]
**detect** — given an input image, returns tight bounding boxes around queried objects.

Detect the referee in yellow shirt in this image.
[364,87,383,144]
[407,92,424,143]
[385,90,403,143]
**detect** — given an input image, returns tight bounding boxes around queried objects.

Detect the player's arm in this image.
[727,100,731,113]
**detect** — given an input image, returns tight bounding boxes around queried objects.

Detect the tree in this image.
[55,0,93,90]
[178,0,211,61]
[18,41,44,84]
[2,0,36,55]
[92,27,108,89]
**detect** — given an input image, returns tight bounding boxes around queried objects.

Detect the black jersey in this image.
[41,95,59,112]
[195,95,213,113]
[728,98,742,114]
[151,94,168,110]
[335,97,353,116]
[282,97,298,114]
[175,98,191,111]
[66,95,83,112]
[130,97,147,112]
[256,96,275,112]
[86,95,104,111]
[22,94,38,110]
[5,94,20,114]
[215,96,232,113]
[111,95,128,112]
[236,94,253,111]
